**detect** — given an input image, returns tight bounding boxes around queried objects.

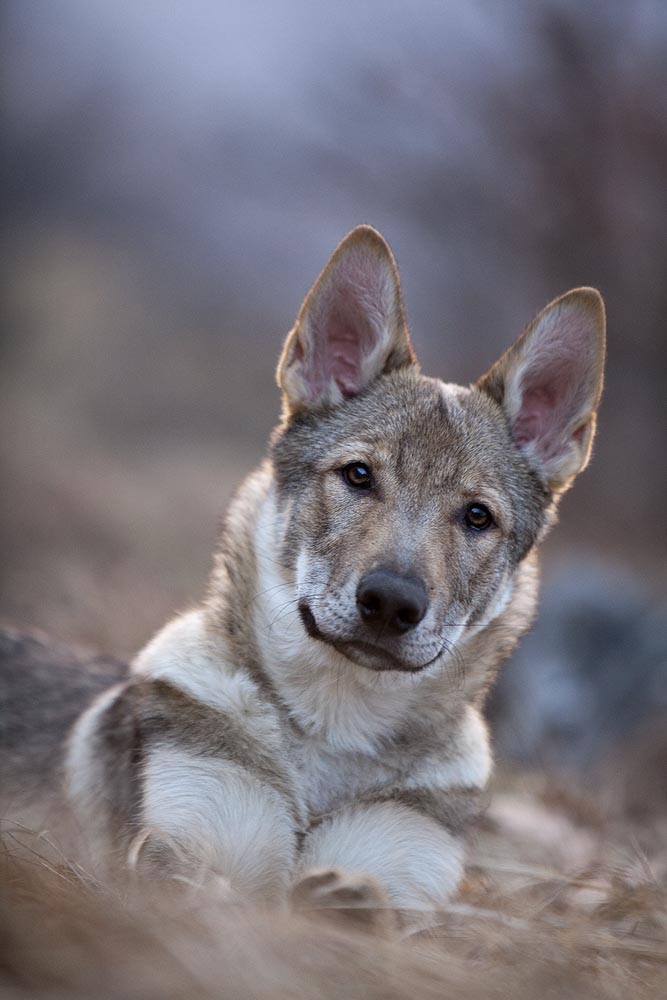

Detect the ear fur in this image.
[478,288,606,493]
[277,225,416,416]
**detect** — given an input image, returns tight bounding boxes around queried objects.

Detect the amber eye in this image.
[341,462,373,490]
[464,503,494,531]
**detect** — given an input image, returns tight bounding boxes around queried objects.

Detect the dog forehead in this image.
[333,374,509,461]
[279,369,515,486]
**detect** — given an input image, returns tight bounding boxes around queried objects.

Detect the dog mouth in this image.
[298,602,439,673]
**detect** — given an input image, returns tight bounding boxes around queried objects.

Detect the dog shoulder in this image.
[132,609,254,714]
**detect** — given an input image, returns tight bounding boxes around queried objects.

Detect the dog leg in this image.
[130,747,300,904]
[297,801,464,913]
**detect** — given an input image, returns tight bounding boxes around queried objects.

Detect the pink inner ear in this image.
[304,309,370,400]
[514,384,565,460]
[319,308,369,398]
[303,254,390,400]
[512,349,589,462]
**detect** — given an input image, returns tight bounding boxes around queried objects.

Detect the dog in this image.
[1,225,605,917]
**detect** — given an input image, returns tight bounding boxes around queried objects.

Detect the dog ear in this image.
[277,225,416,415]
[478,288,606,493]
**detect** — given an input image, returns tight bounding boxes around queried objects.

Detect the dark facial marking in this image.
[298,600,319,638]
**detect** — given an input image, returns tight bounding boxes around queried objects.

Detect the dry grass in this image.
[2,770,665,1000]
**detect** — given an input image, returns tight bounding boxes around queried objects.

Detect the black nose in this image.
[356,569,428,634]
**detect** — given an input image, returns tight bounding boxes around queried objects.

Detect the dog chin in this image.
[298,602,431,673]
[333,639,429,673]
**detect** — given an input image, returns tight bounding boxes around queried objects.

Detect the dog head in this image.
[271,226,605,674]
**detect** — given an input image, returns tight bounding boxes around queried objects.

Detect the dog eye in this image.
[464,503,494,531]
[341,462,373,490]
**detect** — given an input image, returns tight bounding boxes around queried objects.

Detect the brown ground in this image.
[2,763,665,999]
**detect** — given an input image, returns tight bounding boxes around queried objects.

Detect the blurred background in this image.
[2,0,666,785]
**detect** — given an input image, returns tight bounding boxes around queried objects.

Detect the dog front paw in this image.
[290,867,397,936]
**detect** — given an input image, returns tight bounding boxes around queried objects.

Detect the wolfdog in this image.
[1,225,605,917]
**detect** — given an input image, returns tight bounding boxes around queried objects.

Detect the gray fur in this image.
[0,226,605,912]
[0,627,127,802]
